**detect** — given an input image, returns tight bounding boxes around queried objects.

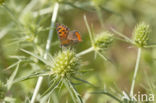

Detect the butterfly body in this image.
[56,24,82,47]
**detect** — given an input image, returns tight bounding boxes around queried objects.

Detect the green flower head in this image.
[52,49,80,77]
[133,22,151,47]
[94,32,114,50]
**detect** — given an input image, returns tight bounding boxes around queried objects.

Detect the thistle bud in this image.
[94,32,114,50]
[52,49,79,77]
[0,81,6,100]
[133,22,151,47]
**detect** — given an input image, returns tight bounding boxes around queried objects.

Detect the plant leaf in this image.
[20,49,50,66]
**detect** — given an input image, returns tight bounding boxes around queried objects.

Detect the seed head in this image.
[52,49,79,77]
[133,22,151,47]
[94,32,114,50]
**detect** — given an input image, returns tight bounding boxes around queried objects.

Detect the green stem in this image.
[76,47,94,57]
[76,47,108,61]
[30,2,59,103]
[130,48,142,97]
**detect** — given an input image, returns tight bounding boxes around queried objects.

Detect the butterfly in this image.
[56,23,82,47]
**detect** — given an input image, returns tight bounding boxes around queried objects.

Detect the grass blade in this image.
[72,76,96,88]
[14,72,52,83]
[84,15,95,45]
[66,79,83,103]
[41,77,61,97]
[91,91,122,103]
[63,79,77,103]
[7,61,21,90]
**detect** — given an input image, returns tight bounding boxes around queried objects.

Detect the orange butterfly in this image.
[56,23,82,47]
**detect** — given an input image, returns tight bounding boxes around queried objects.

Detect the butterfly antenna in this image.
[56,23,59,26]
[56,23,60,29]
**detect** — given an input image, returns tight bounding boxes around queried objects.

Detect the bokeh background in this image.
[0,0,156,102]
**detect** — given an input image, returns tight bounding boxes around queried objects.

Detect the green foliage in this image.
[0,0,156,103]
[0,81,6,100]
[92,0,106,6]
[0,0,5,5]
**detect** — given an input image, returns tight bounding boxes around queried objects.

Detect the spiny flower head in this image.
[52,49,79,77]
[0,81,6,100]
[133,22,151,47]
[94,32,114,50]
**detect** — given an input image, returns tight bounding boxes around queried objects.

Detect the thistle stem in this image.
[76,47,94,57]
[30,3,59,103]
[130,48,142,97]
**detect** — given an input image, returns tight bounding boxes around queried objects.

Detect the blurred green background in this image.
[0,0,156,103]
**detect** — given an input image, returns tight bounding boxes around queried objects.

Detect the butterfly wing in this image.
[56,24,70,46]
[56,24,69,40]
[56,24,82,46]
[68,30,82,43]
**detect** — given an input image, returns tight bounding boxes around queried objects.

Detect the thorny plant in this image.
[112,22,156,102]
[0,0,156,103]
